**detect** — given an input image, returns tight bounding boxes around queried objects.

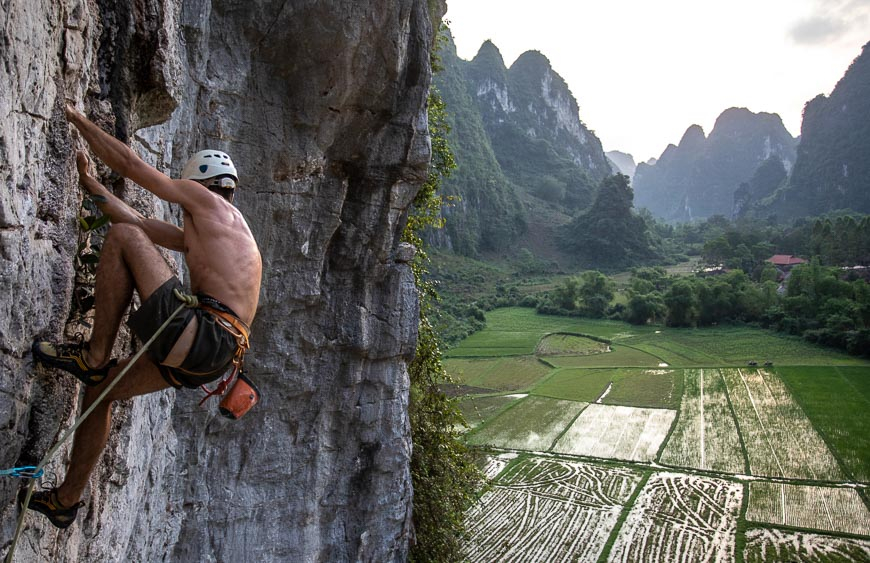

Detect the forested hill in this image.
[429,34,524,255]
[432,32,612,257]
[761,40,870,218]
[633,108,797,221]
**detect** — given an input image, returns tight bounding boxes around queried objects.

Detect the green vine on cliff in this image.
[405,26,483,563]
[70,195,109,326]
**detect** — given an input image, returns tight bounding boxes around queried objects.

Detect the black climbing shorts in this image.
[127,277,238,389]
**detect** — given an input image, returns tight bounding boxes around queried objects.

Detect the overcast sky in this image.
[445,0,870,163]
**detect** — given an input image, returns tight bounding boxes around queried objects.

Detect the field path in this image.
[699,369,706,470]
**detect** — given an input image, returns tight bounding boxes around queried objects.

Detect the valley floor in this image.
[447,308,870,563]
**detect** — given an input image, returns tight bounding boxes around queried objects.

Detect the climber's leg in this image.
[84,223,175,368]
[32,223,174,385]
[54,356,172,507]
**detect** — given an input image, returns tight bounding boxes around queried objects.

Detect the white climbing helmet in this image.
[181,150,239,183]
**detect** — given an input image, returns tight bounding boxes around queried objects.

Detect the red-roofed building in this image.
[767,254,807,286]
[766,255,807,267]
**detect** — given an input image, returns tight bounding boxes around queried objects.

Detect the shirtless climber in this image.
[22,105,262,528]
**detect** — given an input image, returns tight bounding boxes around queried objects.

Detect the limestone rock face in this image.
[468,46,611,179]
[0,1,443,561]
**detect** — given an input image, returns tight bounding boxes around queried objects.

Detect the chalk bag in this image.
[218,371,260,420]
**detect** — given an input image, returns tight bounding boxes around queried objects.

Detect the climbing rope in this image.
[4,298,192,563]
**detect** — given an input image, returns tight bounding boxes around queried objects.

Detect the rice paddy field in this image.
[659,369,746,474]
[744,528,870,563]
[607,472,743,563]
[551,405,676,462]
[444,356,551,392]
[448,307,870,562]
[528,367,681,408]
[535,333,610,356]
[466,396,587,451]
[463,457,643,562]
[745,482,870,536]
[722,368,845,481]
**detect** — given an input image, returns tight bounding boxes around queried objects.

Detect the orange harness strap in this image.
[198,305,251,405]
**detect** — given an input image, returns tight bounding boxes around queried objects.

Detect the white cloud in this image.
[789,0,870,45]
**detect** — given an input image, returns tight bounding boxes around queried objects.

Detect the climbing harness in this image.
[190,292,258,419]
[4,299,190,563]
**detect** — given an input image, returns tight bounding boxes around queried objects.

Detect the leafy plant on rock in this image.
[405,26,483,562]
[70,195,109,326]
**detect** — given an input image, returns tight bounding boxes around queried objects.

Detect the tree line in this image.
[533,260,870,357]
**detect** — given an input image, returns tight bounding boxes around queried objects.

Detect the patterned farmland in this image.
[482,453,518,480]
[745,482,870,536]
[659,369,745,473]
[607,473,743,563]
[552,404,676,461]
[744,527,870,563]
[463,457,643,563]
[721,368,844,480]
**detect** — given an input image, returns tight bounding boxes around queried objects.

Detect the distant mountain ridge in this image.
[606,151,637,179]
[432,33,612,257]
[429,34,524,255]
[761,40,870,218]
[635,41,870,223]
[633,107,797,221]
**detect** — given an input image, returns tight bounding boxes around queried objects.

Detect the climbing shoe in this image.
[31,339,116,386]
[19,488,84,529]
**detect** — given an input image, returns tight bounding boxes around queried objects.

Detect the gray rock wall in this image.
[1,1,444,561]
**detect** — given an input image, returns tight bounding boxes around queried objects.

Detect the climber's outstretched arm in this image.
[65,104,212,214]
[75,151,184,251]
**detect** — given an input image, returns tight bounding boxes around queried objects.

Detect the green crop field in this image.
[545,345,666,368]
[444,356,551,391]
[535,333,609,356]
[451,307,870,561]
[532,368,613,402]
[841,366,870,398]
[777,366,870,482]
[458,395,522,429]
[454,307,655,345]
[532,368,681,409]
[465,396,587,451]
[627,326,865,366]
[446,329,544,357]
[603,368,683,409]
[627,338,724,366]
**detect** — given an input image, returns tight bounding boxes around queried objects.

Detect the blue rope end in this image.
[0,466,44,479]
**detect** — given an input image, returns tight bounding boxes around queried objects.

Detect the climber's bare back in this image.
[181,194,262,325]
